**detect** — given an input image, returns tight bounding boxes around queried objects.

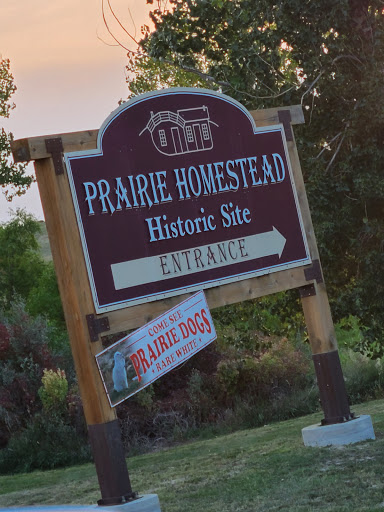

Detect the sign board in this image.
[64,88,311,313]
[95,291,216,407]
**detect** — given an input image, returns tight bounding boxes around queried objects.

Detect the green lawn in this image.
[1,400,384,511]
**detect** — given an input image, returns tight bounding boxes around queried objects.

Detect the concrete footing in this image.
[0,494,162,512]
[94,495,161,512]
[302,415,375,447]
[96,495,161,512]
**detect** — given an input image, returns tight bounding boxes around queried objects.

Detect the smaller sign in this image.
[95,291,217,407]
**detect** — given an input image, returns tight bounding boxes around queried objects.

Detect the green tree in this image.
[0,58,33,199]
[0,209,45,308]
[0,209,65,328]
[126,52,206,97]
[130,1,384,345]
[27,260,65,329]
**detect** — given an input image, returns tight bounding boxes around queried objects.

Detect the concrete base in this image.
[95,495,161,512]
[302,415,375,447]
[0,495,161,512]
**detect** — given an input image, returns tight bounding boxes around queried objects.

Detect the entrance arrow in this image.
[111,228,287,291]
[248,226,287,260]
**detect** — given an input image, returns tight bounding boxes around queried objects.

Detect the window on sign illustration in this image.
[202,123,210,140]
[159,129,167,147]
[186,126,194,142]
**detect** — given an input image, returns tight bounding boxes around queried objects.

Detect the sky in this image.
[0,0,153,223]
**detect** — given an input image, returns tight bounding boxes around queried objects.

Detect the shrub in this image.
[0,412,91,474]
[38,368,68,413]
[0,301,76,450]
[0,302,54,447]
[340,349,384,404]
[216,337,312,403]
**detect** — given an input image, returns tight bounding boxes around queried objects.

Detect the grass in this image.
[1,399,384,511]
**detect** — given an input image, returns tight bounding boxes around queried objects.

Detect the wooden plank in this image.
[11,105,304,162]
[12,130,98,162]
[34,157,115,425]
[250,104,305,127]
[104,265,312,335]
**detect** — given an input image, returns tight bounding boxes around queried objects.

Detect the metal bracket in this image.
[45,137,64,175]
[304,259,324,284]
[97,492,138,507]
[86,314,110,342]
[299,283,316,298]
[278,110,294,141]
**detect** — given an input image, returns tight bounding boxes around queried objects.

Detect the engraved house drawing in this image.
[139,105,218,156]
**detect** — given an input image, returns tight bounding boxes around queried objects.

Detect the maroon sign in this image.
[65,88,310,313]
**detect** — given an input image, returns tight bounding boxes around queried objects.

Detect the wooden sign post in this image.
[11,89,362,505]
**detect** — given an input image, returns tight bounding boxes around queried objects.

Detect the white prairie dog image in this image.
[112,351,128,392]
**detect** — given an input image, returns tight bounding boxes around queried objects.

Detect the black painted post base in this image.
[88,419,137,506]
[312,350,354,425]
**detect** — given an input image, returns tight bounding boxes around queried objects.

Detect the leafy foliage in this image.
[126,52,206,97]
[0,301,55,447]
[0,210,65,327]
[0,209,44,308]
[130,0,384,345]
[0,59,32,199]
[0,412,91,475]
[38,368,68,413]
[0,300,88,469]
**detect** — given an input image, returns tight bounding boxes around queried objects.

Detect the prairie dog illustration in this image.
[112,351,128,392]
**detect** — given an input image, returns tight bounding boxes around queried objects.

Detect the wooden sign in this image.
[96,291,216,407]
[11,94,354,505]
[64,89,311,313]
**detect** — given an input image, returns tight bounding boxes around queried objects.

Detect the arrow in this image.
[247,226,287,260]
[111,228,287,291]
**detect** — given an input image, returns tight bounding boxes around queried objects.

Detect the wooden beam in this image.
[105,265,312,335]
[11,130,98,163]
[250,104,305,127]
[11,105,304,163]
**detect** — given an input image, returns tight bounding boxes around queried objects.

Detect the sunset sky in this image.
[0,0,152,222]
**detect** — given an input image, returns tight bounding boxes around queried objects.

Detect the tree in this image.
[0,209,65,328]
[0,58,33,199]
[0,209,44,308]
[128,1,384,346]
[126,51,206,97]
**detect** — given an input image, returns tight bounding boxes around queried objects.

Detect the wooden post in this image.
[300,281,353,424]
[277,113,353,425]
[33,156,135,506]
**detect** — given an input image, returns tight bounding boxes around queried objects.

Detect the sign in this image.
[65,88,311,313]
[95,291,216,407]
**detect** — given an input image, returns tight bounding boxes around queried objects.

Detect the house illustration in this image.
[139,105,219,156]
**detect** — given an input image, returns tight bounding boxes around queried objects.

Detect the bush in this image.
[38,368,68,413]
[0,301,80,455]
[0,301,55,447]
[0,412,91,474]
[340,349,384,404]
[216,337,313,404]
